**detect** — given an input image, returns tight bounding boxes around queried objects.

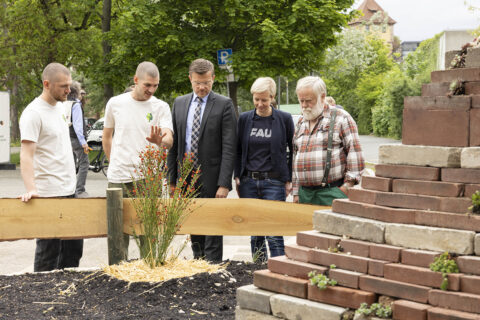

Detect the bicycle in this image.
[87,142,109,177]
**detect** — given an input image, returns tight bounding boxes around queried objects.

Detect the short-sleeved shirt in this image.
[246,114,273,172]
[19,97,76,197]
[104,92,174,183]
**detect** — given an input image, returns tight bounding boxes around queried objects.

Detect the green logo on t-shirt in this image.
[62,114,66,122]
[146,113,153,122]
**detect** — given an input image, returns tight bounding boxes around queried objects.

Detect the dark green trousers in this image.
[298,185,347,206]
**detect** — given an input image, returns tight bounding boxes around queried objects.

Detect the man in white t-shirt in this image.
[19,62,83,272]
[102,61,174,259]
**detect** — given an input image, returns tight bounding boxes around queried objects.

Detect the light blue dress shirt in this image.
[185,92,210,153]
[71,99,87,146]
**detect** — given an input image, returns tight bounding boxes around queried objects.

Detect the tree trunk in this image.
[102,0,113,106]
[9,76,20,142]
[229,81,239,117]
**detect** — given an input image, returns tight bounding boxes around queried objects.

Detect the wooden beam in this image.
[0,198,329,241]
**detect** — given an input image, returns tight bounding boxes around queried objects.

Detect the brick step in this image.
[254,269,308,298]
[314,210,475,254]
[359,274,430,303]
[458,256,480,276]
[378,144,462,168]
[284,244,309,262]
[466,184,480,197]
[471,108,480,146]
[393,300,430,320]
[267,255,327,280]
[429,289,480,314]
[431,68,480,83]
[422,82,480,96]
[375,164,440,181]
[428,307,480,320]
[442,168,480,184]
[361,176,392,192]
[404,95,472,110]
[308,283,376,309]
[391,179,464,197]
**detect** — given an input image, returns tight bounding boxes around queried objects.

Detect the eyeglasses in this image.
[192,81,213,87]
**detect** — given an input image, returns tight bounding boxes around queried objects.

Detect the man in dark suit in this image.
[167,58,237,263]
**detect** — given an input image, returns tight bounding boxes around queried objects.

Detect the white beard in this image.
[302,101,323,121]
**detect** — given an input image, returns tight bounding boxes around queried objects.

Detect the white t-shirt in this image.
[104,92,174,183]
[19,97,76,197]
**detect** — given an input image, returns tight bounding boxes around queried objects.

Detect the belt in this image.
[246,171,280,180]
[301,179,344,190]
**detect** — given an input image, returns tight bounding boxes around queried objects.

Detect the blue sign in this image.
[217,49,232,66]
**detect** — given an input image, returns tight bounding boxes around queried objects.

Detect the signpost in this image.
[0,92,15,169]
[217,49,234,98]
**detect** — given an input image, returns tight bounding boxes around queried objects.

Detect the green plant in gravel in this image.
[468,191,480,214]
[355,302,392,318]
[429,251,459,290]
[129,145,200,268]
[308,271,337,290]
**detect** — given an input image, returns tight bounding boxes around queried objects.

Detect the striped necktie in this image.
[190,97,203,167]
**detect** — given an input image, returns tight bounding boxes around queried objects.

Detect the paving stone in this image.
[332,199,416,224]
[270,294,347,320]
[439,197,473,213]
[313,210,385,243]
[392,179,464,197]
[429,289,480,314]
[329,269,363,289]
[347,188,377,204]
[308,284,376,309]
[284,244,310,263]
[465,184,480,197]
[369,244,401,262]
[236,284,276,314]
[359,275,430,303]
[268,256,327,280]
[297,230,341,250]
[462,148,480,169]
[392,300,430,320]
[471,108,480,146]
[339,239,370,257]
[378,144,462,168]
[402,108,470,147]
[457,256,480,276]
[253,269,308,299]
[375,164,440,181]
[384,263,461,291]
[361,176,392,192]
[309,249,370,273]
[404,95,471,111]
[235,306,278,320]
[415,210,480,232]
[460,275,480,295]
[367,259,389,277]
[431,67,480,83]
[401,248,440,268]
[427,307,480,320]
[442,168,480,184]
[375,192,441,211]
[385,223,475,255]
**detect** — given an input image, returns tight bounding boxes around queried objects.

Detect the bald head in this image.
[135,61,159,80]
[42,63,70,82]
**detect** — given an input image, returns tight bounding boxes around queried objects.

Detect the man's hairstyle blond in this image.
[42,63,70,82]
[135,61,160,79]
[189,59,215,75]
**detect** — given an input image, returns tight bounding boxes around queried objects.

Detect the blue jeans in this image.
[238,176,286,263]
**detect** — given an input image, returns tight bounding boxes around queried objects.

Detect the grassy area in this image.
[10,139,20,147]
[10,152,19,165]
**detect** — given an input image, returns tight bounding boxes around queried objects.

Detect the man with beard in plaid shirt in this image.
[292,76,365,205]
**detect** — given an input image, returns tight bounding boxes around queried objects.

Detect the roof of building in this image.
[349,0,396,26]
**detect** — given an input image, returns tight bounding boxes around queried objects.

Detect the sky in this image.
[353,0,480,42]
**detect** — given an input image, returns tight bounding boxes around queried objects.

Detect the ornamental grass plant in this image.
[129,146,200,268]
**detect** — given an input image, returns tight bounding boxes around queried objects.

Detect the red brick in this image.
[461,275,480,295]
[296,230,341,250]
[431,68,480,83]
[404,95,471,111]
[359,275,430,303]
[329,268,363,289]
[309,249,370,273]
[375,192,441,211]
[442,168,480,184]
[429,289,480,314]
[471,108,480,146]
[361,176,392,192]
[402,108,470,147]
[439,197,473,213]
[332,199,416,224]
[339,239,370,257]
[384,263,461,291]
[348,188,377,204]
[253,269,308,298]
[472,94,480,108]
[465,184,480,198]
[468,84,480,96]
[375,164,440,181]
[392,179,464,197]
[415,210,480,232]
[369,244,401,262]
[285,244,310,263]
[458,256,480,276]
[393,300,430,320]
[368,259,390,277]
[307,284,376,309]
[427,307,480,320]
[401,249,440,268]
[421,82,449,96]
[268,256,327,280]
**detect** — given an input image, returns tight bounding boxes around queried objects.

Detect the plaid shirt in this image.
[292,105,365,195]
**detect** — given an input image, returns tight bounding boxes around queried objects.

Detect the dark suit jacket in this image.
[167,91,237,198]
[234,108,294,183]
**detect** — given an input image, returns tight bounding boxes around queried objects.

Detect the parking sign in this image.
[217,49,232,68]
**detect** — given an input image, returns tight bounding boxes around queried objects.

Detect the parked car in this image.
[85,118,97,134]
[86,117,104,150]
